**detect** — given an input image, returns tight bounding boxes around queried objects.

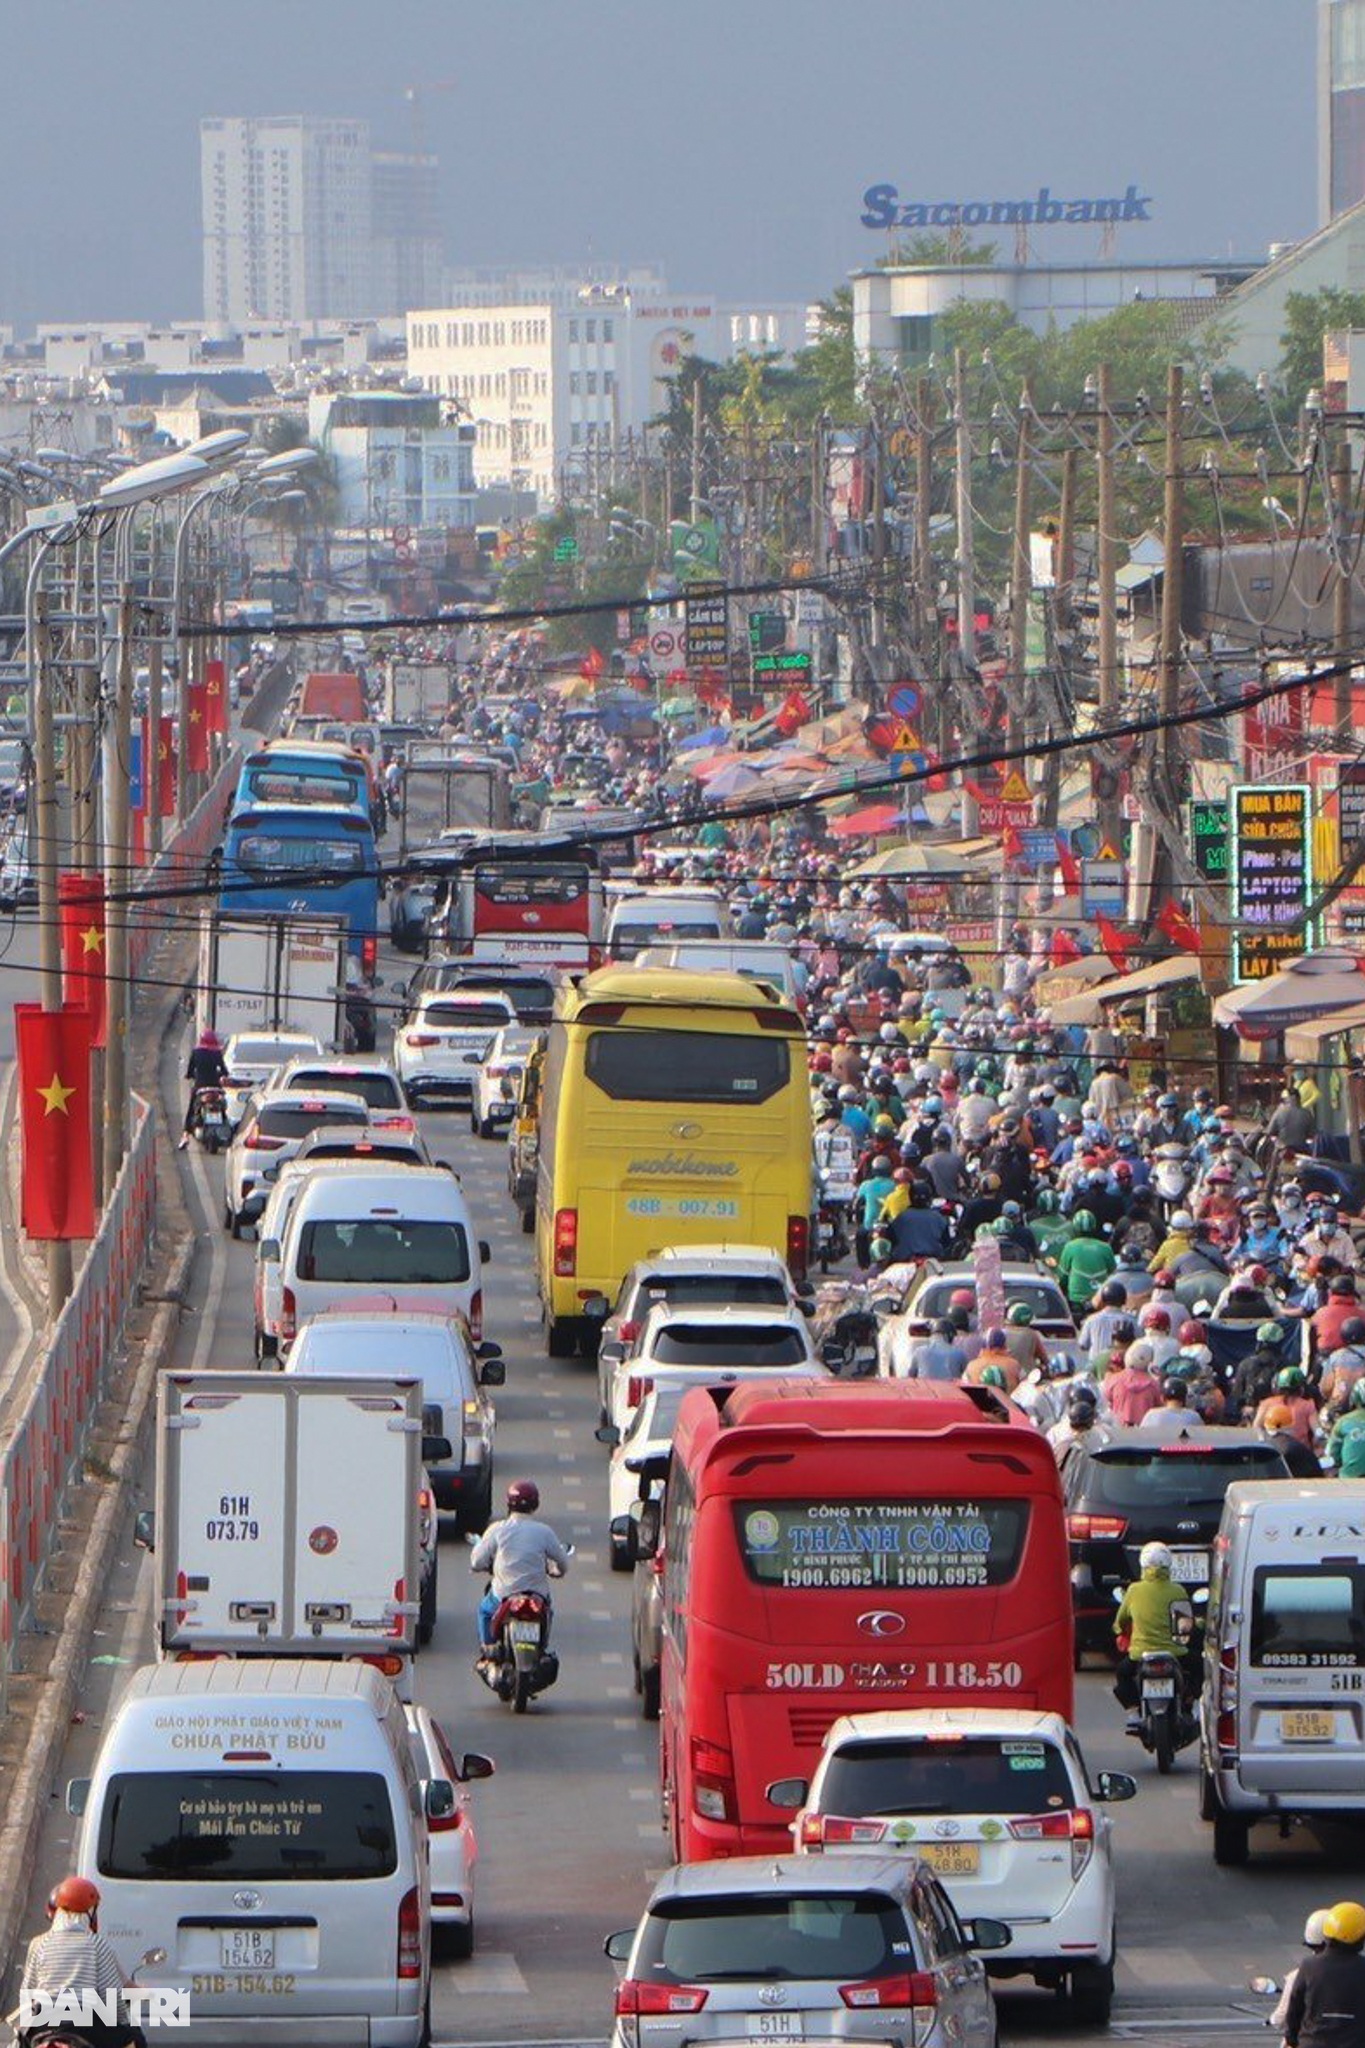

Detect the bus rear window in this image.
[297,1219,471,1285]
[96,1771,396,1881]
[234,835,368,875]
[246,772,363,807]
[1251,1566,1365,1667]
[473,867,586,908]
[734,1500,1028,1590]
[585,1029,789,1104]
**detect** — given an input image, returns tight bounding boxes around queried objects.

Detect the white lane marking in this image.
[637,1821,662,1839]
[552,1427,572,1439]
[606,1686,630,1699]
[598,1651,625,1664]
[581,1579,605,1593]
[440,1953,531,1996]
[188,1143,230,1373]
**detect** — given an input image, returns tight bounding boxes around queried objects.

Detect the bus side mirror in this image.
[422,1436,453,1465]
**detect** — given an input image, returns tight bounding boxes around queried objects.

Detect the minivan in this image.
[277,1165,489,1347]
[68,1660,432,2048]
[1200,1478,1365,1867]
[607,888,731,960]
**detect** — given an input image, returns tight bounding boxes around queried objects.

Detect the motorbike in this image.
[188,1085,231,1154]
[814,1200,852,1272]
[1122,1594,1203,1774]
[476,1549,572,1714]
[1151,1142,1193,1219]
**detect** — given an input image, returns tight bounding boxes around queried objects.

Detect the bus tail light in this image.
[362,934,378,978]
[786,1214,810,1283]
[389,1578,406,1638]
[691,1737,738,1823]
[469,1289,483,1342]
[553,1208,578,1277]
[802,1814,887,1848]
[1066,1513,1128,1541]
[280,1287,297,1342]
[1008,1807,1094,1878]
[396,1887,423,1979]
[1217,1643,1238,1756]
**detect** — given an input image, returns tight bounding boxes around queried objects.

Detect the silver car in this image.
[605,1854,1006,2048]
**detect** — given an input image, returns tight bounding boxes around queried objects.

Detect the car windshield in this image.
[1084,1444,1287,1508]
[1251,1565,1365,1667]
[819,1737,1075,1817]
[637,1894,905,1983]
[96,1771,396,1881]
[286,1070,403,1110]
[649,1324,807,1367]
[296,1218,471,1286]
[633,1274,789,1315]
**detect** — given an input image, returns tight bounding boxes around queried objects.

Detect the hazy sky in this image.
[0,0,1314,327]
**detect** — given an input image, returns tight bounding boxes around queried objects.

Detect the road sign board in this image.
[650,629,678,659]
[1081,857,1126,918]
[553,536,579,563]
[977,798,1033,832]
[1000,769,1032,803]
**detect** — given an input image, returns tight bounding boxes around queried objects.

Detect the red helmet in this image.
[49,1876,99,1921]
[1141,1305,1171,1332]
[1179,1319,1206,1344]
[506,1480,540,1514]
[949,1288,975,1309]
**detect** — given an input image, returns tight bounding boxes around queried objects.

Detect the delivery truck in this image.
[136,1372,442,1692]
[299,670,367,721]
[398,747,512,856]
[387,661,450,726]
[195,910,349,1047]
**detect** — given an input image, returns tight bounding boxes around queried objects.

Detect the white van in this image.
[634,940,804,1007]
[607,887,730,960]
[68,1660,431,2048]
[1200,1478,1365,1867]
[277,1165,488,1349]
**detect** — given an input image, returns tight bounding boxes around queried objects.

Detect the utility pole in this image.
[1008,386,1032,757]
[1334,437,1354,737]
[1159,362,1185,800]
[102,589,134,1196]
[915,379,935,663]
[1039,445,1077,831]
[32,593,73,1312]
[810,413,827,573]
[953,350,977,839]
[1095,363,1122,854]
[689,379,703,526]
[869,409,886,685]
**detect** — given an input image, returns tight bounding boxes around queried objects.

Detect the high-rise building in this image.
[201,116,375,321]
[371,152,444,316]
[1320,0,1365,222]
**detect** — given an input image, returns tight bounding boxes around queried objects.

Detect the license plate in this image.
[919,1842,981,1876]
[1170,1550,1209,1583]
[221,1930,274,1970]
[509,1621,540,1645]
[1143,1679,1176,1700]
[1282,1710,1334,1741]
[746,2016,802,2039]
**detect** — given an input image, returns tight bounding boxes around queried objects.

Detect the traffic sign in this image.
[1081,857,1126,919]
[650,629,678,659]
[1000,769,1032,803]
[887,682,922,722]
[977,798,1034,832]
[553,536,579,563]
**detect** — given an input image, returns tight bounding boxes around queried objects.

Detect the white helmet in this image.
[1305,1910,1330,1949]
[1139,1542,1173,1574]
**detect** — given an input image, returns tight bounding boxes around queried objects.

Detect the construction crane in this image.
[403,79,458,166]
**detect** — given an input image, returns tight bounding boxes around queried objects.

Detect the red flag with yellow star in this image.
[186,681,209,773]
[204,658,228,737]
[14,1003,95,1239]
[157,714,175,815]
[58,874,106,1049]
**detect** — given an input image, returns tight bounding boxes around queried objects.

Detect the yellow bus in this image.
[535,967,814,1357]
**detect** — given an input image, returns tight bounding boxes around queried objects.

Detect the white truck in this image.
[388,661,450,726]
[196,910,349,1047]
[397,747,512,855]
[137,1373,437,1690]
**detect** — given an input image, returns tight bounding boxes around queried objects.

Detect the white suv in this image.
[608,1303,826,1437]
[772,1708,1135,2027]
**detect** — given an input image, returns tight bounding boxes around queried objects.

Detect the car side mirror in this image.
[765,1777,809,1809]
[595,1423,621,1447]
[260,1239,280,1264]
[1094,1769,1137,1803]
[479,1359,505,1387]
[66,1779,90,1817]
[457,1751,495,1783]
[422,1435,453,1465]
[479,1240,491,1263]
[604,1929,634,1963]
[133,1509,156,1553]
[632,1496,661,1559]
[425,1779,457,1822]
[477,1340,503,1360]
[964,1916,1012,1952]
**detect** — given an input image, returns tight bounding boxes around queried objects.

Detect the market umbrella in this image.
[705,762,763,799]
[828,803,906,839]
[674,725,730,752]
[693,751,747,780]
[847,842,990,879]
[1212,949,1365,1035]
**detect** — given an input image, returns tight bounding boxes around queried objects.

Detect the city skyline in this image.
[0,0,1314,329]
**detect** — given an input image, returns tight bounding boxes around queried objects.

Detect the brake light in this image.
[396,1886,423,1979]
[406,1032,440,1048]
[840,1973,937,2010]
[1217,1642,1238,1755]
[786,1213,810,1283]
[553,1207,577,1278]
[625,1375,652,1410]
[1067,1513,1128,1540]
[280,1287,297,1342]
[389,1577,406,1639]
[802,1814,887,1848]
[354,1652,407,1678]
[469,1288,483,1342]
[618,1319,641,1344]
[614,1982,709,2016]
[1008,1807,1095,1877]
[690,1736,737,1823]
[244,1130,285,1151]
[362,934,378,977]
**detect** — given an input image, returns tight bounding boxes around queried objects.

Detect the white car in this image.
[222,1089,371,1235]
[254,1155,428,1361]
[393,991,516,1105]
[603,1381,688,1572]
[403,1702,493,1958]
[220,1030,324,1128]
[470,1025,540,1138]
[608,1303,828,1436]
[775,1708,1136,2026]
[269,1053,415,1132]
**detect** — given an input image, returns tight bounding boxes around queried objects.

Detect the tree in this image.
[1279,287,1365,406]
[792,286,860,423]
[891,233,999,267]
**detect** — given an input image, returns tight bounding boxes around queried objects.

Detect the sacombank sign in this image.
[862,184,1153,229]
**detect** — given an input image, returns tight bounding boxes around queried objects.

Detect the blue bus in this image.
[233,742,370,818]
[219,804,381,977]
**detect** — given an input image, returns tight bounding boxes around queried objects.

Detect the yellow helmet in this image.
[1323,1901,1365,1946]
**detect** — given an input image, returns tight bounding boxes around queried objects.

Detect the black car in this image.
[403,959,559,1027]
[1064,1428,1291,1656]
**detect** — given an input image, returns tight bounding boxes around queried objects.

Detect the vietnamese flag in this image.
[158,715,175,815]
[1156,898,1202,954]
[58,874,106,1050]
[1096,913,1131,973]
[204,658,228,737]
[15,1003,95,1240]
[186,681,210,773]
[1050,928,1083,966]
[1056,834,1081,892]
[774,690,811,738]
[580,645,604,681]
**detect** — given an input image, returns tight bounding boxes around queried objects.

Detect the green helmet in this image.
[1008,1303,1034,1325]
[1352,1379,1365,1411]
[1035,1189,1060,1215]
[979,1364,1007,1388]
[1071,1208,1096,1235]
[1257,1322,1284,1346]
[1274,1365,1306,1393]
[975,1059,995,1078]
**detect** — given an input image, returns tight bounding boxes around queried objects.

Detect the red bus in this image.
[648,1379,1073,1862]
[410,833,606,972]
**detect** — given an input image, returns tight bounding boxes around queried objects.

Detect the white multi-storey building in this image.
[201,116,375,322]
[308,390,476,533]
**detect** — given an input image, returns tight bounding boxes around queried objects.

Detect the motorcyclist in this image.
[18,1877,145,2048]
[1112,1541,1196,1731]
[1327,1381,1365,1477]
[1001,1301,1049,1378]
[1268,1911,1329,2040]
[469,1480,572,1663]
[1047,1384,1112,1466]
[1056,1209,1116,1313]
[178,1028,227,1149]
[1284,1899,1365,2048]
